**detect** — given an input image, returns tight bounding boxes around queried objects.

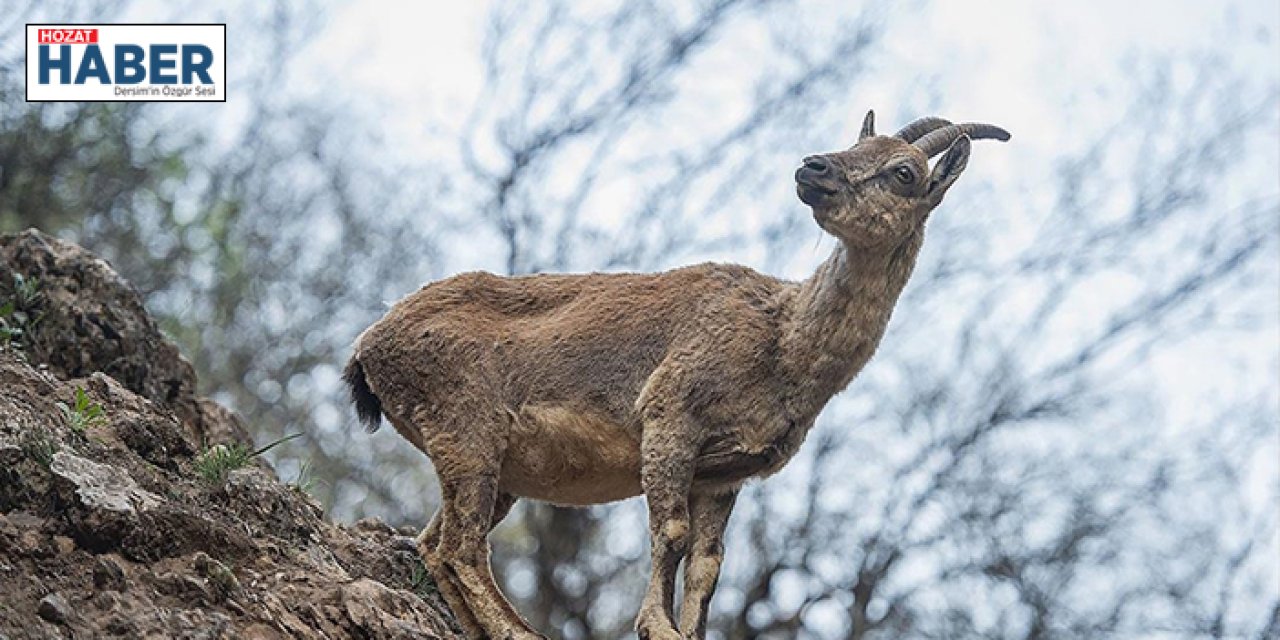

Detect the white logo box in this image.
[26,24,226,102]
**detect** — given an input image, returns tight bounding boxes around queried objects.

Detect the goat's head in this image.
[795,110,1010,248]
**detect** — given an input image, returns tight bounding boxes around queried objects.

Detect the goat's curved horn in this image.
[914,123,1012,157]
[859,110,876,141]
[894,116,952,143]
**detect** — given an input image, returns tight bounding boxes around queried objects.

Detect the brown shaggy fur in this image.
[346,114,1007,640]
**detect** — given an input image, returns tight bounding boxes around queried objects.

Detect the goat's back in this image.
[353,264,785,418]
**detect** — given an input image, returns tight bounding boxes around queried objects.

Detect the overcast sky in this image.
[289,0,1277,165]
[282,0,1280,423]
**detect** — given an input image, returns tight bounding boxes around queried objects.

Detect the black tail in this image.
[343,356,383,432]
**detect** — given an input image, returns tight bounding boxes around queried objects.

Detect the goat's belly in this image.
[498,403,643,506]
[691,419,807,487]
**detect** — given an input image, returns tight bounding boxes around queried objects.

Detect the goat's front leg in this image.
[636,418,698,640]
[678,489,737,639]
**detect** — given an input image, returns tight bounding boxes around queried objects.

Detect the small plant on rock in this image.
[57,387,107,433]
[194,432,303,484]
[411,559,438,599]
[9,273,43,309]
[0,315,22,348]
[290,457,322,494]
[20,430,58,467]
[0,273,43,351]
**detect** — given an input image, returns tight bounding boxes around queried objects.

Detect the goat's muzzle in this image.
[796,156,837,206]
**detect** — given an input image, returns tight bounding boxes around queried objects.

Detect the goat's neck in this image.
[780,232,923,420]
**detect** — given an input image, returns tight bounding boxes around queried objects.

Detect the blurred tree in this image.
[446,5,1280,638]
[0,0,450,518]
[696,60,1280,639]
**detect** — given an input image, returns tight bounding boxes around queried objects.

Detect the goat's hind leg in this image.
[408,398,542,639]
[420,490,522,638]
[428,474,545,640]
[420,510,483,638]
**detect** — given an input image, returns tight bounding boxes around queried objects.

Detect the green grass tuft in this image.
[21,430,58,467]
[410,559,438,599]
[194,432,303,484]
[0,273,43,351]
[291,456,323,494]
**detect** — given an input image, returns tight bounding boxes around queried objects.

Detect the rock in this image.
[195,397,256,450]
[50,451,162,515]
[49,451,162,554]
[155,570,216,604]
[193,551,242,599]
[1,230,464,638]
[51,535,75,555]
[0,229,250,449]
[0,441,21,466]
[223,468,322,543]
[83,372,196,470]
[334,578,457,638]
[356,517,396,534]
[37,592,71,624]
[92,556,126,591]
[0,229,200,429]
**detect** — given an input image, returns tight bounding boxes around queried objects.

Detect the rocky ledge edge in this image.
[0,229,460,639]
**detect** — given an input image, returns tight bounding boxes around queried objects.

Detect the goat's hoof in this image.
[636,619,682,640]
[638,630,682,640]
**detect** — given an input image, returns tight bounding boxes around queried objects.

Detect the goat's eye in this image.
[893,166,914,184]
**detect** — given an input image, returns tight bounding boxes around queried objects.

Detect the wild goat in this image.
[344,111,1010,640]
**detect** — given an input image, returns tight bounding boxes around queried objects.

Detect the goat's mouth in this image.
[795,180,837,206]
[795,165,837,206]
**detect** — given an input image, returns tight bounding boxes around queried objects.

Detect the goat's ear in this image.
[926,135,970,205]
[858,110,875,142]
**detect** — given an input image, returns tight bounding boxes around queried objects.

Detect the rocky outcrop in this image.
[0,229,462,639]
[0,230,248,448]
